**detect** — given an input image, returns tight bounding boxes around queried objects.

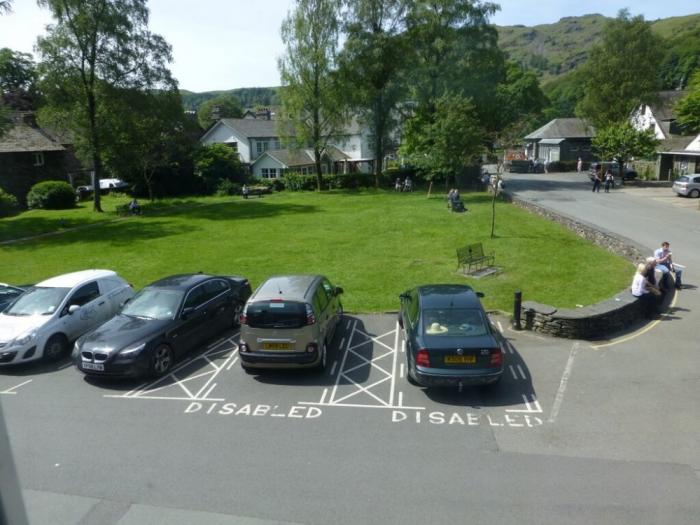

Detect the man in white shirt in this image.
[654,242,683,290]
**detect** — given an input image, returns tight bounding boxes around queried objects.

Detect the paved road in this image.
[2,176,699,524]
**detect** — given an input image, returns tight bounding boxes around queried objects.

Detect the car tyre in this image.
[689,189,700,198]
[150,344,174,377]
[313,342,328,373]
[231,301,244,327]
[406,357,418,386]
[44,334,69,362]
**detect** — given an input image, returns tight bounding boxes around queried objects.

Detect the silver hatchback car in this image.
[672,174,700,198]
[238,275,343,371]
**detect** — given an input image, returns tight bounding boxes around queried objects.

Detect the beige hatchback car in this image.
[238,275,343,371]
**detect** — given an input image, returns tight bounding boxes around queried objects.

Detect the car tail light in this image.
[305,303,316,325]
[239,305,248,325]
[306,342,318,353]
[239,342,249,353]
[416,349,431,368]
[489,348,503,367]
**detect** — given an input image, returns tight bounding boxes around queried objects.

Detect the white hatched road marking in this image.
[0,379,33,395]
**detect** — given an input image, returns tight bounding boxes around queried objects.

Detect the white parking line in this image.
[0,379,32,394]
[517,364,527,380]
[389,322,399,406]
[329,361,338,376]
[548,342,579,423]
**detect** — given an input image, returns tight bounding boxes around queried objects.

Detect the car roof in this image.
[252,275,322,302]
[147,273,216,291]
[36,269,118,288]
[415,284,481,309]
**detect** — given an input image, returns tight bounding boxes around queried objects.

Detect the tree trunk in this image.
[87,92,103,212]
[618,159,625,186]
[373,93,385,188]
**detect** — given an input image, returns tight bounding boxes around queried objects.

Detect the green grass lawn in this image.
[0,189,633,313]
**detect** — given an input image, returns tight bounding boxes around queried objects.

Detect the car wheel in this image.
[314,342,328,373]
[406,357,418,386]
[44,334,69,362]
[231,302,244,327]
[689,189,700,198]
[150,344,174,377]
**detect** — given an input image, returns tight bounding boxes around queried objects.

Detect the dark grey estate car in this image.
[399,284,504,387]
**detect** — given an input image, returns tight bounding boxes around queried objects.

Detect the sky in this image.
[0,0,698,93]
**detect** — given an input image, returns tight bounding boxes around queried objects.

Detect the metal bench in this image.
[457,243,495,274]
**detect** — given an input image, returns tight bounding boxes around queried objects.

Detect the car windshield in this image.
[122,288,184,320]
[246,301,307,329]
[421,308,488,337]
[4,286,70,316]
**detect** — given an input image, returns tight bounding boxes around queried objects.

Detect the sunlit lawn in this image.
[0,189,633,313]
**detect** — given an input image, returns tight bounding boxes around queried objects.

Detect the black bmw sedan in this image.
[73,273,251,378]
[399,284,504,387]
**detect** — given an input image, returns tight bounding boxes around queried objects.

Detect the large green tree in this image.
[577,10,664,127]
[197,93,243,130]
[36,0,175,212]
[339,0,409,185]
[400,93,485,184]
[101,87,187,200]
[0,48,38,110]
[592,122,658,184]
[675,70,700,133]
[0,1,14,137]
[279,0,345,191]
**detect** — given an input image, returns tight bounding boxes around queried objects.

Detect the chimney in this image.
[211,105,221,121]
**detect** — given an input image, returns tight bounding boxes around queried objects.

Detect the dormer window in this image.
[33,152,45,166]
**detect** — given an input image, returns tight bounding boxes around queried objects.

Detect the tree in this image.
[197,93,243,130]
[0,48,38,110]
[339,0,409,185]
[675,70,700,133]
[36,0,175,212]
[400,93,485,184]
[193,143,245,194]
[577,10,664,128]
[278,0,345,191]
[0,1,14,137]
[592,122,658,184]
[101,88,188,200]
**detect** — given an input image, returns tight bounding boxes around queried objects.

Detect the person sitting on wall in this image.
[654,241,683,290]
[631,262,660,319]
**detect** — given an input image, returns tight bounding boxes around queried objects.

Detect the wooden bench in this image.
[457,243,495,274]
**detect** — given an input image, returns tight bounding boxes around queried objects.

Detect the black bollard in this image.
[513,290,522,330]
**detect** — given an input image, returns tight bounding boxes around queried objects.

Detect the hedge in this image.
[26,180,76,210]
[0,188,19,217]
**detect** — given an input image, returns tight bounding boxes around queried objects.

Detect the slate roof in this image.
[0,121,66,154]
[658,135,696,152]
[219,118,278,138]
[648,90,686,121]
[524,118,596,140]
[258,145,350,168]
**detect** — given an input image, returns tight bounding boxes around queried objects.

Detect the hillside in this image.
[498,12,700,87]
[180,86,279,111]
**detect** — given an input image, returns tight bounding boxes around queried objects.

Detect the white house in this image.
[630,91,700,179]
[199,118,282,165]
[251,146,350,179]
[199,115,376,174]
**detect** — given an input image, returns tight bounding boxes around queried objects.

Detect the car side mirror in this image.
[119,298,131,309]
[476,292,485,298]
[68,304,80,315]
[181,306,194,320]
[335,286,344,296]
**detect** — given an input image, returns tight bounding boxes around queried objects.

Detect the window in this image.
[313,286,329,314]
[227,142,238,151]
[183,285,206,309]
[261,168,277,179]
[33,152,44,166]
[256,140,270,155]
[68,282,101,307]
[202,279,229,301]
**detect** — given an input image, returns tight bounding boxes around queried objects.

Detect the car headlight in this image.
[11,332,36,347]
[117,342,146,359]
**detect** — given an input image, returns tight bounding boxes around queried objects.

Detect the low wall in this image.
[505,195,651,339]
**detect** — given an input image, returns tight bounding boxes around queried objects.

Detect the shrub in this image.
[215,179,242,196]
[283,173,319,191]
[325,172,375,189]
[0,188,19,217]
[253,177,285,192]
[26,180,76,210]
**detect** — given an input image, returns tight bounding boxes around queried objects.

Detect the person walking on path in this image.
[242,184,249,199]
[577,157,583,173]
[604,170,613,192]
[592,171,601,193]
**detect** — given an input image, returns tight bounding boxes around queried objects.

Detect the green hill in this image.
[180,87,279,111]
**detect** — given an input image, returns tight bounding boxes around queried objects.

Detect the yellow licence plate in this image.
[262,342,294,351]
[444,355,476,364]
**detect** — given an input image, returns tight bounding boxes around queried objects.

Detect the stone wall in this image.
[505,194,651,339]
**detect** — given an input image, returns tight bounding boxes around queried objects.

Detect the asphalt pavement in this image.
[1,175,699,524]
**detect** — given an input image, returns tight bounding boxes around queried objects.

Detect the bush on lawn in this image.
[253,177,285,192]
[26,180,76,210]
[215,179,242,196]
[0,188,19,217]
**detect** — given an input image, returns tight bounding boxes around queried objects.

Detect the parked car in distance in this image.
[672,174,700,198]
[0,283,26,313]
[0,270,134,366]
[399,284,504,387]
[74,273,252,378]
[238,275,343,372]
[589,162,638,182]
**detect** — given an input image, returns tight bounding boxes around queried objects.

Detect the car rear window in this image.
[421,308,488,337]
[246,301,307,329]
[677,176,690,182]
